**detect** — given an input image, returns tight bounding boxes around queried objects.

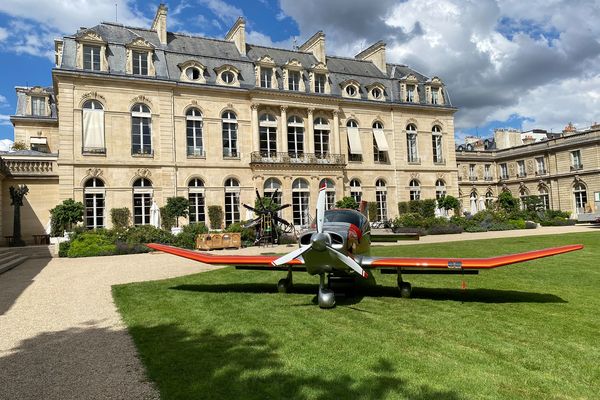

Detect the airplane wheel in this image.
[399,282,412,299]
[318,288,336,309]
[277,278,292,293]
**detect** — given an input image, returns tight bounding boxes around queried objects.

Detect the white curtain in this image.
[347,127,362,154]
[83,109,105,148]
[373,128,389,151]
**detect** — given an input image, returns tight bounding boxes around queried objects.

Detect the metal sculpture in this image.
[9,184,29,247]
[243,189,294,245]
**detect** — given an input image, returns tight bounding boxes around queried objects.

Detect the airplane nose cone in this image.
[311,232,330,251]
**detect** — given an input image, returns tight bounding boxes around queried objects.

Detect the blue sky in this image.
[1,0,599,147]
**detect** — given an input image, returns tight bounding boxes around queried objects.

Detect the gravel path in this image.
[0,253,215,400]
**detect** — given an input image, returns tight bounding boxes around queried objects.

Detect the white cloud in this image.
[0,94,8,108]
[197,0,243,25]
[0,114,11,126]
[0,27,7,41]
[0,138,13,152]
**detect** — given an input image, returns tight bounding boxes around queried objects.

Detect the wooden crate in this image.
[196,233,241,250]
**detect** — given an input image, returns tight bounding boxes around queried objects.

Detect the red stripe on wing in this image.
[367,244,583,269]
[147,243,304,266]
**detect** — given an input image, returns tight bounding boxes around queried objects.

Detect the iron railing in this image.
[250,152,345,165]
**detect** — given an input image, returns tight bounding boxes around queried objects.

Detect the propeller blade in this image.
[316,187,326,233]
[328,247,369,278]
[244,218,260,228]
[274,204,291,212]
[243,204,260,213]
[256,189,262,202]
[272,245,311,266]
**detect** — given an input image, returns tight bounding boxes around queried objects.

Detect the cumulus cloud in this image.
[0,27,7,41]
[0,138,13,151]
[279,0,600,134]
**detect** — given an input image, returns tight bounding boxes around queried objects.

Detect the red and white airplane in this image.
[149,187,583,308]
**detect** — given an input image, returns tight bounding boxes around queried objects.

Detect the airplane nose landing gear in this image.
[318,273,335,308]
[397,274,412,299]
[277,270,293,293]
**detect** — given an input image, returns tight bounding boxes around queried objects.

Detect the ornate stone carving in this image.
[131,95,152,106]
[526,159,535,174]
[136,168,151,178]
[410,172,420,179]
[86,167,103,178]
[81,92,106,104]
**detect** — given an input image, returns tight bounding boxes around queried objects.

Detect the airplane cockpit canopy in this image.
[324,209,367,229]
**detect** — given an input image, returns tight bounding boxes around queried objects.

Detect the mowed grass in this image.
[113,232,600,400]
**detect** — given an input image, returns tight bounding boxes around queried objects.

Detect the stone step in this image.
[0,245,55,259]
[0,255,29,275]
[0,251,22,265]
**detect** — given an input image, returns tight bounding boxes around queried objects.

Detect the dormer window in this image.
[132,51,148,75]
[216,65,240,86]
[76,30,108,72]
[288,71,301,91]
[83,45,101,71]
[367,83,386,101]
[346,85,356,96]
[222,71,235,83]
[341,80,360,99]
[31,96,46,116]
[126,38,155,77]
[431,89,439,104]
[371,88,382,99]
[260,68,273,88]
[283,59,305,92]
[179,61,206,83]
[406,85,415,102]
[315,74,326,93]
[426,77,445,105]
[186,67,201,81]
[255,55,277,90]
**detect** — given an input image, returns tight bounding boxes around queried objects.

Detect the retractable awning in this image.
[347,127,362,154]
[373,128,389,151]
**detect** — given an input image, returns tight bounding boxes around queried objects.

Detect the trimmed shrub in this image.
[367,202,378,222]
[208,206,224,230]
[111,208,131,229]
[335,196,359,210]
[421,199,437,218]
[67,232,116,257]
[58,241,71,257]
[465,226,488,233]
[507,219,526,229]
[224,221,256,243]
[173,223,210,249]
[160,206,176,231]
[50,199,85,235]
[164,196,190,227]
[124,225,174,246]
[398,201,410,215]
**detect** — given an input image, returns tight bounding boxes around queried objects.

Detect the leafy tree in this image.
[208,205,224,230]
[522,195,544,213]
[160,206,176,230]
[335,196,359,210]
[437,195,460,213]
[110,208,131,229]
[255,196,280,213]
[497,191,519,213]
[367,202,378,222]
[11,141,27,151]
[164,196,189,227]
[50,198,84,235]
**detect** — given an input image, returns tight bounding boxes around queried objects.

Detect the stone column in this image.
[280,106,288,154]
[307,108,314,154]
[251,103,259,154]
[332,109,341,154]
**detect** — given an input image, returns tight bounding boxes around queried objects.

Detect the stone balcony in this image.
[250,151,346,166]
[0,151,58,177]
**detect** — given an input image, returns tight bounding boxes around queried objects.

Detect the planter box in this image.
[196,233,241,250]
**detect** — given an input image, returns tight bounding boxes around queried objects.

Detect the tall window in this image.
[536,157,546,174]
[484,164,492,180]
[131,103,152,155]
[133,178,152,225]
[469,164,476,180]
[287,116,304,158]
[409,179,420,201]
[431,88,439,104]
[188,178,205,224]
[314,117,330,159]
[375,179,387,221]
[500,163,508,179]
[82,100,105,153]
[320,178,335,210]
[288,71,300,91]
[260,68,272,88]
[132,51,148,75]
[470,192,479,213]
[435,179,446,200]
[539,186,549,210]
[406,85,415,102]
[519,188,529,210]
[373,121,388,163]
[224,178,240,226]
[83,45,101,71]
[347,119,362,162]
[407,124,418,163]
[259,114,277,157]
[315,74,326,93]
[349,179,362,204]
[264,178,282,206]
[573,183,587,214]
[485,191,494,208]
[31,96,46,116]
[292,178,310,226]
[222,111,238,158]
[432,125,443,163]
[571,150,582,170]
[517,160,526,177]
[186,108,203,157]
[84,178,105,229]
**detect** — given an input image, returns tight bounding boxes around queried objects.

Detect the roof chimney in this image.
[225,17,246,56]
[151,4,168,45]
[299,31,326,64]
[355,41,386,73]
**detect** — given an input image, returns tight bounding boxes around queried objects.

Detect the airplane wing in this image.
[360,244,583,270]
[146,243,304,267]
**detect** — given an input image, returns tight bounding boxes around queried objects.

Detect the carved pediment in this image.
[310,62,328,72]
[402,74,419,83]
[428,76,443,86]
[256,55,275,66]
[284,58,303,69]
[77,30,105,43]
[28,86,49,95]
[127,37,154,49]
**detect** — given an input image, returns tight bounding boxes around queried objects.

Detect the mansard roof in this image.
[58,22,452,107]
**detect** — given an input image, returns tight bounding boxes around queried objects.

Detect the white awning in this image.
[373,129,389,151]
[30,136,47,145]
[347,127,362,155]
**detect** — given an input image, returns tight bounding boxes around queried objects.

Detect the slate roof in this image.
[58,22,452,107]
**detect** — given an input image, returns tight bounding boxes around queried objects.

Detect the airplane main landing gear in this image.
[397,274,412,299]
[318,274,335,308]
[277,270,293,293]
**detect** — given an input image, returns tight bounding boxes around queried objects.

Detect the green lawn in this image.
[113,232,600,400]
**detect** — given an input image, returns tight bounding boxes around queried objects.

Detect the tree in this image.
[335,196,359,210]
[10,141,27,151]
[522,195,544,213]
[437,195,460,213]
[50,199,84,235]
[367,202,378,222]
[110,208,131,229]
[255,196,280,213]
[164,196,189,227]
[208,205,224,230]
[497,191,519,213]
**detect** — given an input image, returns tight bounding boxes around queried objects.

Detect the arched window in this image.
[409,179,420,201]
[573,183,587,214]
[131,103,151,155]
[82,100,105,154]
[406,124,418,163]
[287,116,304,158]
[188,178,205,224]
[186,108,204,157]
[349,178,362,204]
[133,178,152,225]
[222,111,238,158]
[347,119,362,162]
[373,121,388,163]
[519,187,529,210]
[292,178,310,226]
[470,191,478,214]
[259,114,277,157]
[264,178,282,206]
[224,178,240,226]
[485,190,495,208]
[435,179,446,199]
[314,117,330,159]
[432,125,443,163]
[538,186,549,210]
[375,179,387,221]
[84,177,105,229]
[320,178,335,210]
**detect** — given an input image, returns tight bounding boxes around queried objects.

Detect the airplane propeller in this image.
[273,186,368,278]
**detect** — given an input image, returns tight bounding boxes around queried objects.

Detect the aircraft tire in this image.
[277,278,291,293]
[399,282,412,299]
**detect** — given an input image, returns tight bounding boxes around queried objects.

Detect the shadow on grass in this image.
[124,324,463,400]
[172,283,566,304]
